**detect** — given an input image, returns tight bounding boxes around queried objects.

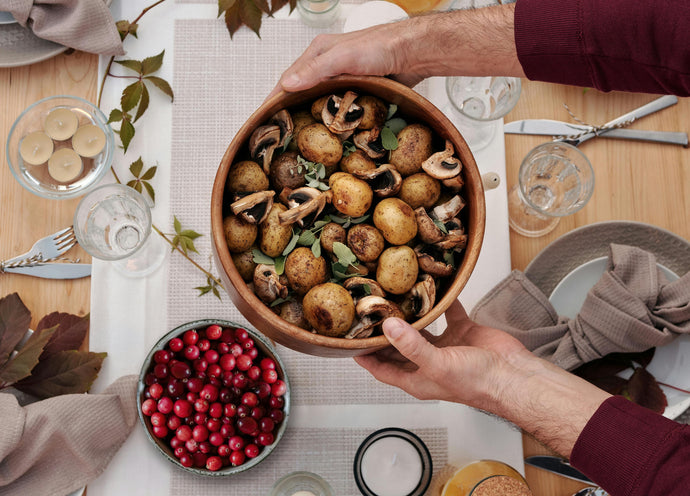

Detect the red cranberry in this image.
[221,328,235,344]
[197,339,211,352]
[193,412,208,425]
[237,417,258,435]
[174,446,186,459]
[142,398,157,416]
[157,397,173,415]
[206,417,222,432]
[206,455,222,471]
[206,324,223,340]
[169,337,184,352]
[153,363,169,379]
[144,373,158,386]
[260,417,275,432]
[219,388,232,403]
[167,378,185,397]
[241,337,255,350]
[229,450,245,466]
[183,330,199,346]
[207,364,222,378]
[193,358,208,373]
[176,425,192,442]
[269,396,285,409]
[198,441,212,454]
[244,443,260,458]
[204,350,219,364]
[255,383,271,399]
[192,425,209,442]
[232,373,248,389]
[220,423,235,438]
[185,439,199,453]
[194,398,210,413]
[186,392,198,403]
[170,361,192,380]
[262,369,278,384]
[148,383,164,400]
[184,345,200,361]
[247,365,261,381]
[260,357,276,370]
[246,347,259,360]
[219,354,236,371]
[208,432,224,447]
[230,343,243,357]
[242,392,259,408]
[257,432,274,446]
[224,403,238,418]
[271,380,287,397]
[237,404,251,418]
[209,402,223,419]
[269,409,284,423]
[179,453,193,468]
[250,406,265,420]
[167,415,182,431]
[236,354,252,371]
[228,435,245,451]
[234,328,249,342]
[170,436,184,450]
[186,377,204,393]
[154,349,172,364]
[173,399,193,418]
[200,384,219,402]
[150,412,166,427]
[192,452,207,468]
[152,425,168,438]
[217,444,231,457]
[218,342,230,355]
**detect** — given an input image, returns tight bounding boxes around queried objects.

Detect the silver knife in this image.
[524,455,594,484]
[2,263,92,279]
[504,119,689,147]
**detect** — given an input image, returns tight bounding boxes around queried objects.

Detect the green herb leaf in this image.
[329,215,346,225]
[332,242,357,267]
[143,181,156,204]
[144,76,174,102]
[362,284,372,296]
[141,50,165,76]
[130,157,144,177]
[121,81,143,113]
[380,126,399,151]
[171,216,202,255]
[433,219,449,234]
[282,232,299,256]
[342,141,356,157]
[386,103,398,120]
[350,214,370,224]
[195,274,222,300]
[108,108,123,123]
[119,118,135,153]
[270,296,292,308]
[274,256,285,275]
[0,326,56,386]
[0,293,32,367]
[114,58,143,74]
[298,230,316,246]
[311,239,321,258]
[385,117,407,135]
[443,251,455,267]
[252,249,275,265]
[134,82,150,123]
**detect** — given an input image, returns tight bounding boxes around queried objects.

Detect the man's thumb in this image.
[382,318,435,368]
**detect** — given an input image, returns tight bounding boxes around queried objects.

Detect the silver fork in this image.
[1,226,76,269]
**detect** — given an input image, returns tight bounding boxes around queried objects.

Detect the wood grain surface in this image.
[0,51,97,328]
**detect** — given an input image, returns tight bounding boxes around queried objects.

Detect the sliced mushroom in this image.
[352,164,402,197]
[415,207,445,244]
[414,244,455,277]
[343,277,386,302]
[345,296,404,339]
[442,174,465,192]
[434,231,468,251]
[270,110,294,149]
[353,127,387,159]
[230,190,275,224]
[277,187,330,227]
[322,91,364,134]
[249,125,282,174]
[421,140,463,180]
[431,195,466,223]
[253,264,288,304]
[401,274,436,318]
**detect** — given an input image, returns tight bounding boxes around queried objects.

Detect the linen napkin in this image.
[470,244,690,371]
[0,374,137,496]
[0,0,124,56]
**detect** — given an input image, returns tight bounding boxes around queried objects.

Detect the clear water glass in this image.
[73,183,166,276]
[508,142,595,237]
[445,76,522,152]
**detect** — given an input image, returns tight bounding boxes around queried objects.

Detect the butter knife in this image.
[524,455,593,484]
[3,263,91,279]
[504,119,689,147]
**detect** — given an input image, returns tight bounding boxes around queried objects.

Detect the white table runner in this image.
[88,1,519,494]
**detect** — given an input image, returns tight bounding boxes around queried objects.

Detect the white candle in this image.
[44,107,79,141]
[19,131,54,165]
[291,492,316,496]
[360,436,423,496]
[48,148,83,183]
[72,124,106,157]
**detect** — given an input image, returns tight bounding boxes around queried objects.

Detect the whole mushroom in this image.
[345,296,404,339]
[329,172,373,218]
[297,123,343,169]
[372,197,417,245]
[376,245,419,295]
[226,160,269,193]
[389,123,434,176]
[302,283,356,337]
[284,247,329,295]
[346,224,385,263]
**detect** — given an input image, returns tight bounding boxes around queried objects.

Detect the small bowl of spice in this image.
[6,95,114,199]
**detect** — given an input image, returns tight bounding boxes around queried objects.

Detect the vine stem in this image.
[657,381,690,395]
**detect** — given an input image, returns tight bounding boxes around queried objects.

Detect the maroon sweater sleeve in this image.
[514,0,690,95]
[571,396,690,495]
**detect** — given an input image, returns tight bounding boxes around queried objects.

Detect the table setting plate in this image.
[525,221,690,420]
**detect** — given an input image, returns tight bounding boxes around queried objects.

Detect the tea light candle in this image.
[72,124,106,157]
[44,107,79,141]
[291,492,316,496]
[354,428,432,496]
[19,131,54,165]
[48,148,83,183]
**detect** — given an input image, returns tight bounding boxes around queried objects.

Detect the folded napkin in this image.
[0,375,137,496]
[470,244,690,371]
[0,0,124,56]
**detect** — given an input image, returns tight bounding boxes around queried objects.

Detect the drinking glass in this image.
[445,76,522,152]
[73,183,166,276]
[508,142,595,237]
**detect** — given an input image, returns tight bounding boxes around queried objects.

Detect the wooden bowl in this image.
[211,75,486,357]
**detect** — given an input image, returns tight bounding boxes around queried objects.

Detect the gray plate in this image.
[0,0,112,68]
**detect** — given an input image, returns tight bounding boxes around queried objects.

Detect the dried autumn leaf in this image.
[0,327,56,387]
[0,293,32,366]
[36,312,89,359]
[270,0,289,14]
[239,0,263,38]
[253,0,271,14]
[218,0,236,16]
[587,375,628,396]
[224,1,243,37]
[14,350,107,398]
[141,50,165,76]
[625,367,668,414]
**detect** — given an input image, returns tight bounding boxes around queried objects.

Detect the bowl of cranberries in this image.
[138,320,290,475]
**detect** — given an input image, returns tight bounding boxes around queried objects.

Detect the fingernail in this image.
[383,318,404,339]
[282,73,301,89]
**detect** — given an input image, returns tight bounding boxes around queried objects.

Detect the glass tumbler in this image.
[445,76,522,152]
[297,0,341,28]
[73,183,166,276]
[508,142,595,237]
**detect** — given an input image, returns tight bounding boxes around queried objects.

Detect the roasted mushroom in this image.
[345,296,404,339]
[353,127,387,159]
[253,264,288,304]
[302,283,356,337]
[431,195,466,223]
[276,299,309,329]
[415,207,445,244]
[278,187,329,227]
[400,274,436,318]
[322,91,364,134]
[230,190,275,224]
[270,110,294,149]
[414,245,455,277]
[355,95,387,130]
[352,164,402,197]
[422,140,463,180]
[343,277,386,302]
[389,124,433,176]
[398,173,441,209]
[270,151,305,191]
[373,198,418,245]
[249,125,281,174]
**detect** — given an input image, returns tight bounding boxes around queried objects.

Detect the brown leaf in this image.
[218,0,237,16]
[289,0,297,12]
[36,312,89,359]
[270,0,288,14]
[253,0,271,14]
[588,375,628,396]
[573,355,633,382]
[240,0,263,37]
[625,367,668,414]
[14,350,107,398]
[224,1,243,37]
[0,327,56,387]
[0,293,32,367]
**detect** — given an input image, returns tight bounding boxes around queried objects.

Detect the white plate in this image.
[549,257,690,419]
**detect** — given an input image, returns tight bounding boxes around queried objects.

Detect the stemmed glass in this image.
[73,183,166,276]
[508,142,595,237]
[445,76,522,152]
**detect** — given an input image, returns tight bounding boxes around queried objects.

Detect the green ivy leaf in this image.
[141,50,165,76]
[130,157,144,177]
[108,108,123,124]
[121,81,143,113]
[144,76,174,102]
[381,126,399,151]
[134,83,150,123]
[119,118,135,153]
[114,59,143,75]
[0,327,56,386]
[171,216,202,255]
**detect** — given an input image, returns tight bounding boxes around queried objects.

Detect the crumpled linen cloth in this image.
[0,0,124,56]
[470,244,690,371]
[0,375,137,496]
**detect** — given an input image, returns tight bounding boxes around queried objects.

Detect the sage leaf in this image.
[282,232,299,256]
[274,256,285,275]
[141,50,165,76]
[385,117,407,135]
[332,242,357,266]
[298,230,316,246]
[386,103,398,120]
[433,218,448,234]
[311,239,321,258]
[252,249,275,265]
[381,126,398,151]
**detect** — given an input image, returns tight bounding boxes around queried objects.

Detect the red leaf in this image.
[15,350,107,398]
[36,312,89,359]
[625,367,668,414]
[0,327,56,387]
[0,293,32,367]
[588,375,628,396]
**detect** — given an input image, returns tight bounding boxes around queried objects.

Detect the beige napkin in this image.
[0,375,137,496]
[470,244,690,371]
[0,0,124,56]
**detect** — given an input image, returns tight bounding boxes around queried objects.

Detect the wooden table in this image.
[2,52,689,496]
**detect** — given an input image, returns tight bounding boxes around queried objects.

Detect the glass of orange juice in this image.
[383,0,455,15]
[441,460,532,496]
